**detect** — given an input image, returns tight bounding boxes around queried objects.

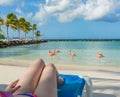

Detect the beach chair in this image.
[82,75,93,97]
[58,74,93,97]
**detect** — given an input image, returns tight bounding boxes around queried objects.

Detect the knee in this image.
[46,63,56,72]
[33,58,45,67]
[35,58,44,63]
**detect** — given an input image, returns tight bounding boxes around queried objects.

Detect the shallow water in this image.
[0,41,120,67]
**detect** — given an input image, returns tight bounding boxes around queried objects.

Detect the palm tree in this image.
[5,13,17,40]
[22,21,31,40]
[12,17,26,40]
[35,30,41,40]
[0,17,4,33]
[32,24,37,40]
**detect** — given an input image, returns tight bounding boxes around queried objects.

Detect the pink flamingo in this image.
[96,52,104,63]
[69,50,76,59]
[48,51,55,57]
[54,49,60,53]
[48,50,55,60]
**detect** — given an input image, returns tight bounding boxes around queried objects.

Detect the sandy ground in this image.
[0,60,120,97]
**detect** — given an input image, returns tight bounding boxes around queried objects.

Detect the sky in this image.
[0,0,120,39]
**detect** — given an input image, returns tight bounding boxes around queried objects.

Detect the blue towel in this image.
[57,74,85,97]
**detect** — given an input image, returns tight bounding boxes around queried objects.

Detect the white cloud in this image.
[80,0,113,20]
[45,0,70,13]
[33,0,120,25]
[26,12,33,19]
[15,8,23,14]
[33,4,48,26]
[0,0,14,5]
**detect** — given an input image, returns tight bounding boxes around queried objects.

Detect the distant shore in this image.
[45,39,120,42]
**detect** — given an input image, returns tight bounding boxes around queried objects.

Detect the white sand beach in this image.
[0,60,120,97]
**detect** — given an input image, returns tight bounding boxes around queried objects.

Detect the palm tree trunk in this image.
[18,30,20,40]
[33,31,34,40]
[0,27,2,32]
[25,33,26,40]
[36,36,37,40]
[6,26,9,40]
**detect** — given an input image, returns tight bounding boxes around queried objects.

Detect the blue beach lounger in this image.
[58,74,85,97]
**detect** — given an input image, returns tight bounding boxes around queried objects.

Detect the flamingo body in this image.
[69,50,76,57]
[96,52,104,58]
[54,49,60,53]
[48,51,55,56]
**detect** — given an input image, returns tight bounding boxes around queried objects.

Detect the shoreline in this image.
[0,58,119,72]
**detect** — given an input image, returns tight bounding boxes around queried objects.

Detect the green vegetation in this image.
[35,30,41,40]
[0,17,4,32]
[32,24,37,39]
[0,41,6,45]
[0,33,5,38]
[0,12,41,40]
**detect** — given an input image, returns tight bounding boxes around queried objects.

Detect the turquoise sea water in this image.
[0,41,120,67]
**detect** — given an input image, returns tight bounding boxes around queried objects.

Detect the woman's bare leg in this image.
[35,63,58,97]
[51,64,64,87]
[13,58,45,94]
